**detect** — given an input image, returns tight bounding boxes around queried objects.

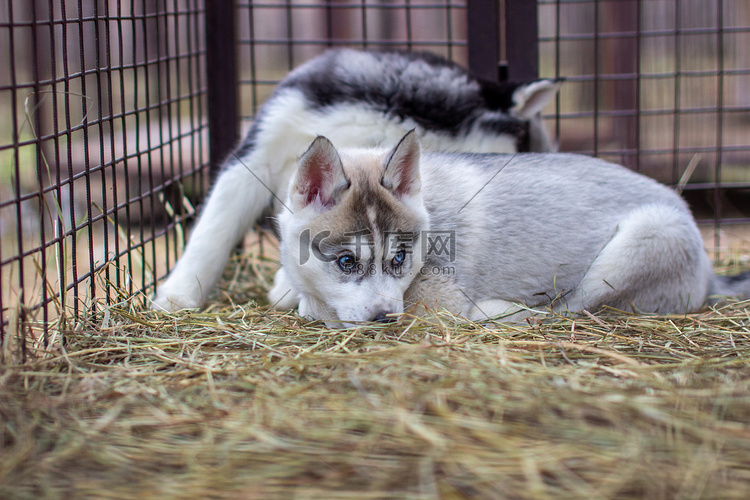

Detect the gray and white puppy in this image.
[153,49,561,311]
[273,130,750,327]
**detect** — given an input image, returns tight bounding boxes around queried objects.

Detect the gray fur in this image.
[274,134,750,327]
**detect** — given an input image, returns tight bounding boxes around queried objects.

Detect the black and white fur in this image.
[273,131,750,328]
[153,49,562,311]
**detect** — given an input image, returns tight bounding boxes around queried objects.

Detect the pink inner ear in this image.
[302,169,326,206]
[393,150,419,196]
[296,136,347,209]
[306,188,321,207]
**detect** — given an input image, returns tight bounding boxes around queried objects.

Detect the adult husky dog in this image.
[271,131,750,328]
[153,49,562,311]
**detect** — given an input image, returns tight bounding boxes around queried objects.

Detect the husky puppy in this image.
[272,130,750,327]
[153,49,562,311]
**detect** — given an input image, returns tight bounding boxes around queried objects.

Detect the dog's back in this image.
[237,49,562,217]
[271,49,559,153]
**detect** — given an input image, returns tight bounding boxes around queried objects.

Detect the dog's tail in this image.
[709,271,750,303]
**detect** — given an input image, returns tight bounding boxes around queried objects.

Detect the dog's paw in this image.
[151,292,201,312]
[268,268,300,310]
[151,278,204,312]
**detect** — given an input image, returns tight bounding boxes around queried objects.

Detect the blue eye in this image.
[338,254,356,271]
[392,249,406,267]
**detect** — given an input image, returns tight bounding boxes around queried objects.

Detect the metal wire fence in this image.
[235,0,469,128]
[538,0,750,235]
[1,0,749,347]
[0,1,209,345]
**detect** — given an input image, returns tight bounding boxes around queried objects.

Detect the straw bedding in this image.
[2,249,750,499]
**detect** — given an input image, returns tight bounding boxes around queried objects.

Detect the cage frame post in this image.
[467,0,501,82]
[503,0,539,81]
[205,0,239,177]
[467,0,539,82]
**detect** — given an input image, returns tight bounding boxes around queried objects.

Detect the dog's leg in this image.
[152,158,274,311]
[405,276,535,323]
[562,204,712,314]
[467,299,542,323]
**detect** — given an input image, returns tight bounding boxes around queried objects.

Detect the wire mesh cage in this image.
[0,1,209,344]
[538,0,750,233]
[235,0,469,129]
[1,0,749,346]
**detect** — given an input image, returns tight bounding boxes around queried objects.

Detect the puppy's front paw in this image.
[268,267,300,310]
[151,292,201,312]
[152,277,204,312]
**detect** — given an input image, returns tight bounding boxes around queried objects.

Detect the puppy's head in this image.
[277,130,430,327]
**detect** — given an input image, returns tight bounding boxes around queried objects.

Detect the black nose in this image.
[373,311,396,323]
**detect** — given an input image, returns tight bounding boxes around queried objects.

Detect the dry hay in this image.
[2,249,750,499]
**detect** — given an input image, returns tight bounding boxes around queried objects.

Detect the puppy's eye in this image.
[337,254,356,271]
[392,249,406,267]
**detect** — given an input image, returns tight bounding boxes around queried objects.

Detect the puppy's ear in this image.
[510,79,562,119]
[381,130,422,198]
[292,136,350,211]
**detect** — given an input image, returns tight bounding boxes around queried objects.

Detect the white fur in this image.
[151,156,271,310]
[511,80,562,119]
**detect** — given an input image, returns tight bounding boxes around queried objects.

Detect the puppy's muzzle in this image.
[372,311,396,323]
